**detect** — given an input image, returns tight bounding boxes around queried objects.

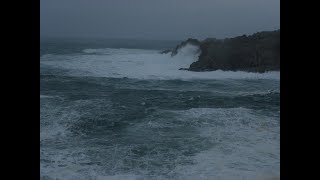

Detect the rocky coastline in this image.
[161,30,280,73]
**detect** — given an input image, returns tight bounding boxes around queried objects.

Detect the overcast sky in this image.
[40,0,280,40]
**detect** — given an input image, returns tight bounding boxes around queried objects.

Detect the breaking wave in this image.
[40,45,279,80]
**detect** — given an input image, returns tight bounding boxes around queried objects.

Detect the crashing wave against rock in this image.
[166,29,280,73]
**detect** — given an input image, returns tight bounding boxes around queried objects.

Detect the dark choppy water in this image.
[40,38,280,180]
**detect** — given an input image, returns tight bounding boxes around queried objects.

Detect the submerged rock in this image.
[178,68,189,71]
[159,49,172,54]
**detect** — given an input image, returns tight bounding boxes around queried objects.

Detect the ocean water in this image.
[40,38,280,180]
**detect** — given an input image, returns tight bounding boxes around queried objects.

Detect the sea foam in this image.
[41,45,280,80]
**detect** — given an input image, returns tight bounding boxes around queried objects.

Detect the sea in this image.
[40,38,280,180]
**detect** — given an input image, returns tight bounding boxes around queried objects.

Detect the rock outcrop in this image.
[169,30,280,72]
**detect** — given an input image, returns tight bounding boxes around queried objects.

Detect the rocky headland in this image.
[161,30,280,72]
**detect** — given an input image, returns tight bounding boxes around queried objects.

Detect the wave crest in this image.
[41,47,280,80]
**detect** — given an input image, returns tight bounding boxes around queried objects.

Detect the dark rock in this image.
[201,30,279,72]
[159,49,172,54]
[178,68,189,70]
[170,30,280,72]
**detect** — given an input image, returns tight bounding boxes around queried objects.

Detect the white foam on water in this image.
[40,95,55,99]
[96,174,141,180]
[40,106,279,179]
[91,107,279,180]
[233,89,280,96]
[40,45,279,179]
[83,48,156,55]
[40,147,98,180]
[168,107,280,180]
[41,45,280,80]
[41,99,128,179]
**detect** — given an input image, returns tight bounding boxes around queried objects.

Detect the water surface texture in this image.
[40,39,280,180]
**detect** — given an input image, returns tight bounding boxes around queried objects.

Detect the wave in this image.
[40,95,55,98]
[41,104,279,179]
[167,107,280,180]
[41,45,280,80]
[82,48,157,55]
[119,107,279,179]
